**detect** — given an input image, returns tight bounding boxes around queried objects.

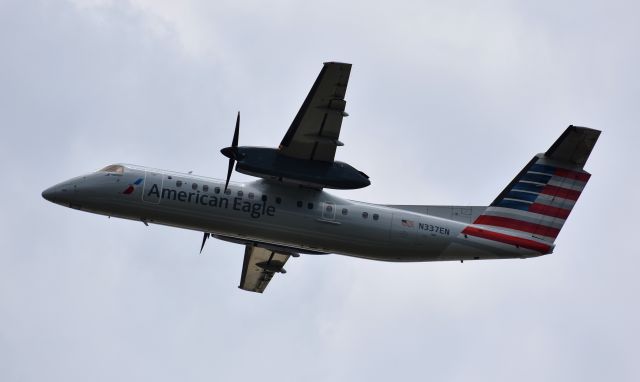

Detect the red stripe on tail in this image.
[462,226,552,253]
[529,203,571,219]
[474,215,560,238]
[541,185,581,201]
[554,168,591,182]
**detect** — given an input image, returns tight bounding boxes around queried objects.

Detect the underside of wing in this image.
[239,245,292,293]
[279,62,351,163]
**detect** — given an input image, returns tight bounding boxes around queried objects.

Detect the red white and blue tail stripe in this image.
[462,125,600,254]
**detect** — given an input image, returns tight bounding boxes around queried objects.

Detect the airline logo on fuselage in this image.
[144,183,276,219]
[123,178,144,194]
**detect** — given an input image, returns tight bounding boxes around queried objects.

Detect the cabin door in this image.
[142,171,163,204]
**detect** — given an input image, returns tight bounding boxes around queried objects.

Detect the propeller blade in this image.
[200,232,210,254]
[223,111,240,192]
[232,111,240,147]
[224,158,234,192]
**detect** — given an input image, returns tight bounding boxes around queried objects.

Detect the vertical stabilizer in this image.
[467,126,600,253]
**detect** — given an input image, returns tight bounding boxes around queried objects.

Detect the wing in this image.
[239,245,292,293]
[278,62,351,163]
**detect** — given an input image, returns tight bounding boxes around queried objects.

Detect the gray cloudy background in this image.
[1,0,638,380]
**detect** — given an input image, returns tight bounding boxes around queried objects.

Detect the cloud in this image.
[1,0,639,381]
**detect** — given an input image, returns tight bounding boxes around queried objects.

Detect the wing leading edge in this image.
[239,246,293,293]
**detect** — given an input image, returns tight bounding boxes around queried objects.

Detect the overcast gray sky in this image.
[1,0,639,381]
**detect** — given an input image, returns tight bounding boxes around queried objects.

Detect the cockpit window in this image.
[98,164,124,174]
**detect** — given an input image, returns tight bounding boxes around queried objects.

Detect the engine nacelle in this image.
[233,147,370,190]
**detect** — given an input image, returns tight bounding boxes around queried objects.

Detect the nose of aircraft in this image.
[42,175,93,206]
[42,185,61,203]
[42,180,77,205]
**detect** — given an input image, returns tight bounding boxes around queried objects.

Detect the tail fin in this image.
[471,125,600,251]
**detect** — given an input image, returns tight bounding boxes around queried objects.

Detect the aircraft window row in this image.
[290,202,379,221]
[295,201,315,209]
[170,180,281,203]
[360,212,380,220]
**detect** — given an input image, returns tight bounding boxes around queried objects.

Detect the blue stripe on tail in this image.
[529,164,556,175]
[512,182,544,193]
[495,199,530,211]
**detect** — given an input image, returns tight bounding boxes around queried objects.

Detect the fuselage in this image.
[42,164,545,262]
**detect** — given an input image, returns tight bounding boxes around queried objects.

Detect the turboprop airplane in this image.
[42,62,601,293]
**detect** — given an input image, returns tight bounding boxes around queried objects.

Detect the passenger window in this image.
[168,175,173,180]
[262,195,268,202]
[373,214,379,221]
[362,212,368,219]
[224,188,231,195]
[214,187,220,194]
[326,205,333,212]
[248,192,254,199]
[297,201,303,208]
[342,208,348,215]
[237,190,243,197]
[192,183,198,190]
[176,180,183,187]
[203,185,209,192]
[308,202,314,210]
[276,197,282,204]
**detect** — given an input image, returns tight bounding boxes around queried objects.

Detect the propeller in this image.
[200,232,210,254]
[201,112,240,254]
[220,112,241,192]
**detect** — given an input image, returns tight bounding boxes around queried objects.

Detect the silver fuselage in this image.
[43,165,544,262]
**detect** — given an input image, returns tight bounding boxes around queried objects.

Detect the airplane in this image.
[42,62,601,293]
